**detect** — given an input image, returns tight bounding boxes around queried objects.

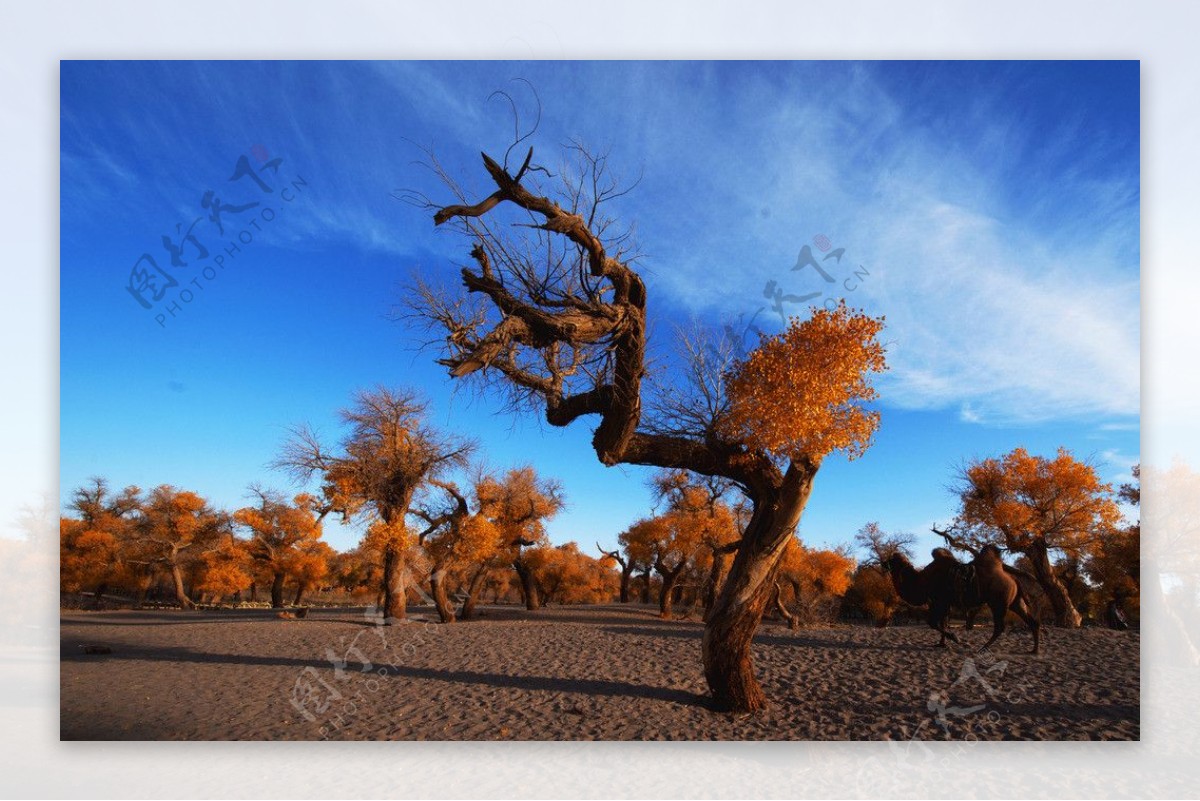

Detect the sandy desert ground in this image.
[60,604,1138,741]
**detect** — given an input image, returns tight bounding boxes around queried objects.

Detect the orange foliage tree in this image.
[637,471,740,618]
[413,478,505,623]
[414,137,886,711]
[650,470,743,619]
[948,447,1122,627]
[844,565,903,626]
[772,538,856,628]
[474,467,565,611]
[131,485,227,609]
[60,478,142,604]
[274,386,473,623]
[234,488,325,608]
[195,536,253,603]
[1085,465,1140,623]
[286,540,335,606]
[530,542,619,604]
[617,518,659,606]
[843,521,911,626]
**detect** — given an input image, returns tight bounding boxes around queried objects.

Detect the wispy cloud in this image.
[628,63,1139,427]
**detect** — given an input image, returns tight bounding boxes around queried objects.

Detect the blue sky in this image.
[60,61,1140,555]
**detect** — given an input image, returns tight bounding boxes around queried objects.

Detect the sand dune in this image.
[60,604,1138,741]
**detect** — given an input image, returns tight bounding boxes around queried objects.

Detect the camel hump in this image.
[931,547,956,561]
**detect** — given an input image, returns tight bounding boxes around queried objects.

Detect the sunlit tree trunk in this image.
[170,559,196,610]
[514,558,542,611]
[382,545,408,623]
[429,570,456,623]
[459,564,489,620]
[1025,537,1082,628]
[657,561,685,618]
[703,469,813,712]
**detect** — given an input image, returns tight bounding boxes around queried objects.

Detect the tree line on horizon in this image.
[60,398,1140,635]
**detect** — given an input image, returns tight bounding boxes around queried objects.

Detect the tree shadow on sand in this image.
[600,623,936,654]
[59,640,711,708]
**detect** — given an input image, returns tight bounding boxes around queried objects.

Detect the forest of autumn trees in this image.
[61,457,1137,638]
[58,133,1143,718]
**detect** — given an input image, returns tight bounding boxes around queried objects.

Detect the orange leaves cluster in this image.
[363,518,412,554]
[721,302,886,462]
[959,447,1121,551]
[848,566,901,624]
[618,516,666,566]
[777,538,856,598]
[526,542,619,604]
[425,513,503,568]
[139,486,221,550]
[475,467,564,551]
[60,518,122,594]
[197,538,253,597]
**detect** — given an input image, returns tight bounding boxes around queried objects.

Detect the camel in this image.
[974,544,1041,654]
[884,545,1040,654]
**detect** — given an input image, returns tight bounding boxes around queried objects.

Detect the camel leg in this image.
[926,609,946,647]
[965,607,978,631]
[930,600,958,647]
[979,601,1006,652]
[1011,598,1040,655]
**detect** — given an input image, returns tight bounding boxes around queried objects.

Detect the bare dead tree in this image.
[408,135,881,712]
[853,521,918,569]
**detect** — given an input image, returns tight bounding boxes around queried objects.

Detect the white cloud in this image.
[635,66,1140,427]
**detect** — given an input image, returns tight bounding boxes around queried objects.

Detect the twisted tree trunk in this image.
[772,581,799,630]
[170,561,196,610]
[657,563,685,619]
[514,559,541,611]
[429,570,456,623]
[458,564,489,620]
[423,146,860,714]
[270,570,286,609]
[1024,538,1082,627]
[703,468,814,712]
[598,545,634,603]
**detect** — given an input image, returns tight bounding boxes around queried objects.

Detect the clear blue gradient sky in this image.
[60,61,1140,555]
